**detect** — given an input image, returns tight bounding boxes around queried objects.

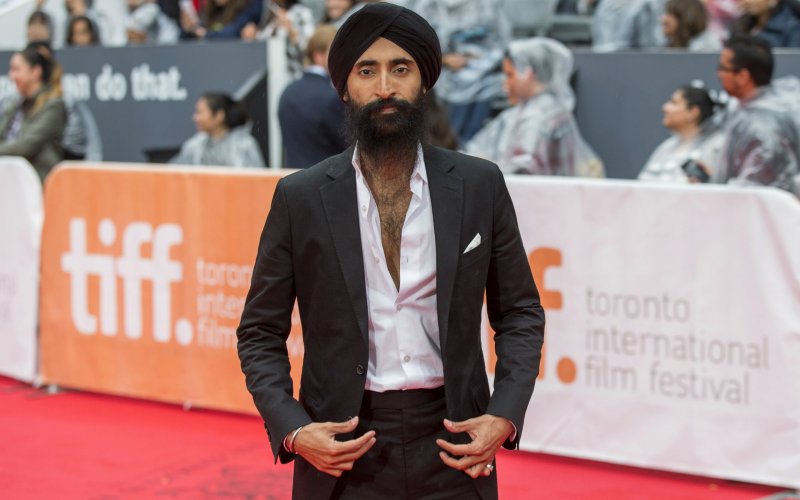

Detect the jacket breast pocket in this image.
[459,242,490,269]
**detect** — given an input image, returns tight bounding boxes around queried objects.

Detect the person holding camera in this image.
[638,83,724,183]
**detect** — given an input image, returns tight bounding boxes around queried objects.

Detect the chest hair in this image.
[363,167,413,290]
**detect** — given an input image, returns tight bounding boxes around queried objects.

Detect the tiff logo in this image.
[61,218,193,345]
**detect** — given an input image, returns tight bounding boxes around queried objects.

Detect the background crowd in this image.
[1,0,799,196]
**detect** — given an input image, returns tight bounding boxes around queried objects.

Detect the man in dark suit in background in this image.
[278,24,348,168]
[237,3,545,499]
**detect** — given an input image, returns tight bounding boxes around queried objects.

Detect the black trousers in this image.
[331,388,483,500]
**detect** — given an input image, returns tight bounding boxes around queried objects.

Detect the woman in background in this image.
[27,10,54,45]
[661,0,721,50]
[171,92,265,167]
[66,15,101,46]
[638,84,724,182]
[0,47,67,181]
[65,0,112,46]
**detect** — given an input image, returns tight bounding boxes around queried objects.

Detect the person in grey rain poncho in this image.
[592,0,665,51]
[714,35,800,195]
[638,84,725,183]
[170,92,265,168]
[465,37,604,178]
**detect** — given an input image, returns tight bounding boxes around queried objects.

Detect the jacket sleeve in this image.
[0,99,66,158]
[237,179,312,463]
[484,166,545,449]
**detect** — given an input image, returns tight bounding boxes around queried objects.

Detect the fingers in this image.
[331,428,377,456]
[435,438,475,457]
[319,435,377,477]
[438,415,508,477]
[327,416,360,434]
[440,451,496,478]
[443,418,467,432]
[295,419,377,478]
[480,464,493,477]
[301,419,375,457]
[441,415,513,447]
[331,433,377,465]
[438,450,487,475]
[467,462,493,478]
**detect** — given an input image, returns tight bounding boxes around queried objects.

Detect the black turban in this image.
[327,2,442,100]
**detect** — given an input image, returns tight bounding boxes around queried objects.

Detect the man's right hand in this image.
[291,417,376,477]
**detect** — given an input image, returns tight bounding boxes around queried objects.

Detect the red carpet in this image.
[0,376,786,499]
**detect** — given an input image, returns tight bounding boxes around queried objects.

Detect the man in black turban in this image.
[237,3,545,500]
[327,2,442,101]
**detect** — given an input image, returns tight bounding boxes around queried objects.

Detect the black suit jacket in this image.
[277,71,348,169]
[237,146,545,500]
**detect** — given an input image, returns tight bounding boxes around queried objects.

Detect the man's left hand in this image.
[436,415,514,478]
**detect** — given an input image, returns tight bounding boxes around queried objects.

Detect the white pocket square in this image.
[463,233,482,254]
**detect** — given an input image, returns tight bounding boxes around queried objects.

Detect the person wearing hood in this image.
[466,37,604,178]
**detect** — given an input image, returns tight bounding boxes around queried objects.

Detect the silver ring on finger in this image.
[485,463,494,472]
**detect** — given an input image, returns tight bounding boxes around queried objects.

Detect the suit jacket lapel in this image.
[320,148,369,343]
[424,147,462,351]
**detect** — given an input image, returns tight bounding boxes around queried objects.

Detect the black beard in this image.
[344,90,427,166]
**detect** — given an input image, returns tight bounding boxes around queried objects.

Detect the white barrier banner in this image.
[505,178,800,488]
[0,157,43,382]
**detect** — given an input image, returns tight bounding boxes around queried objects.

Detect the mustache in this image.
[360,97,416,115]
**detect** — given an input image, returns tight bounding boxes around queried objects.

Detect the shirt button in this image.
[403,355,410,363]
[356,364,365,375]
[361,205,367,213]
[396,304,403,311]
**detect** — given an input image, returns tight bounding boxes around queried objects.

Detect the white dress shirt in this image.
[352,145,444,392]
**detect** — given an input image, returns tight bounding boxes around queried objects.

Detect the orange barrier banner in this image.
[39,164,301,414]
[37,164,800,488]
